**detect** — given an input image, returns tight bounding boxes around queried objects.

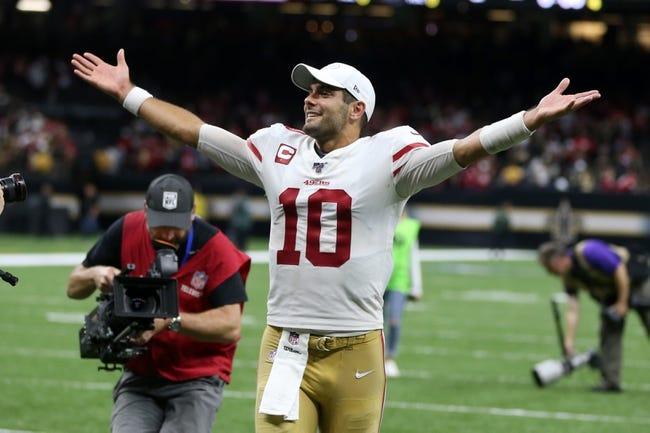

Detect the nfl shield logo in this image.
[190,271,209,291]
[162,191,178,210]
[313,162,327,173]
[288,332,300,345]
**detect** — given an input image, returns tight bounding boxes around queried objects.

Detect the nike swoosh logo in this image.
[354,369,374,379]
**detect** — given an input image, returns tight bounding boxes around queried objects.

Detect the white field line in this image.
[4,377,648,426]
[384,400,650,425]
[441,289,540,304]
[406,329,559,344]
[45,312,84,324]
[4,341,648,370]
[0,429,38,433]
[404,345,650,369]
[0,249,536,267]
[43,311,260,327]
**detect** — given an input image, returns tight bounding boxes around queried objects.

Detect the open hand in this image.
[93,266,121,293]
[71,49,133,102]
[524,78,600,130]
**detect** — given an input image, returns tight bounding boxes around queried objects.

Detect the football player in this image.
[72,49,600,432]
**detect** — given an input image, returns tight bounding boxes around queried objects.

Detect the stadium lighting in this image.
[16,0,51,12]
[537,0,555,8]
[587,0,602,12]
[356,0,371,6]
[406,0,440,8]
[488,9,516,22]
[558,0,586,9]
[469,0,486,3]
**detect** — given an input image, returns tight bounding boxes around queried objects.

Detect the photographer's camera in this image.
[79,249,179,370]
[0,173,27,203]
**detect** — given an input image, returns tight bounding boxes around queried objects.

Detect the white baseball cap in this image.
[291,62,376,121]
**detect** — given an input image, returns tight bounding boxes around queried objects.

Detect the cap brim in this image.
[291,63,345,92]
[146,208,192,230]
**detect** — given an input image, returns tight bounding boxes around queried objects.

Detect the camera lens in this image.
[129,296,158,314]
[0,173,27,203]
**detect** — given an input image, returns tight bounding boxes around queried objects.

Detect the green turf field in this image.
[0,238,648,432]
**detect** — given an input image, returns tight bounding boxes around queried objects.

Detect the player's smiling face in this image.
[303,83,349,142]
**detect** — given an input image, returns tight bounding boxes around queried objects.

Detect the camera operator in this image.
[67,174,250,433]
[538,239,650,393]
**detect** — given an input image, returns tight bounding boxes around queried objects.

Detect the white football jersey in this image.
[234,123,461,332]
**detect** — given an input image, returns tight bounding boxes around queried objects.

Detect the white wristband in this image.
[122,87,153,116]
[479,111,533,154]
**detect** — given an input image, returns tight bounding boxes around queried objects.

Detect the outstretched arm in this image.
[394,79,600,197]
[72,49,203,145]
[452,78,600,167]
[71,50,261,185]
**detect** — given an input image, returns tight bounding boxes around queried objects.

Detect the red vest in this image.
[120,211,250,383]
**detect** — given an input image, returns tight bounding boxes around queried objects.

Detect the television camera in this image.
[531,294,600,387]
[79,249,179,371]
[0,173,27,287]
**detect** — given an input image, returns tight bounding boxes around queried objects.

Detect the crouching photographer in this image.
[538,239,650,393]
[67,174,250,433]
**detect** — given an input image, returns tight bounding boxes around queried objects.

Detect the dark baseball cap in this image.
[145,174,194,230]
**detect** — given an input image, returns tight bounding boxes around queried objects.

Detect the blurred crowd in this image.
[1,4,649,195]
[1,55,646,194]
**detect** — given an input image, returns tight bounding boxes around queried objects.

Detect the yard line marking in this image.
[224,390,257,399]
[45,312,85,324]
[385,400,650,425]
[2,377,113,391]
[0,346,78,359]
[0,249,536,267]
[7,371,650,395]
[0,429,38,433]
[395,370,650,392]
[221,390,650,425]
[406,345,650,369]
[0,253,85,267]
[441,289,539,304]
[407,329,558,344]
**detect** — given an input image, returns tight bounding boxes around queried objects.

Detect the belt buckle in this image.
[315,336,333,351]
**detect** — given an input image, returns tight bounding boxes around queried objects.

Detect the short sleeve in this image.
[82,217,124,269]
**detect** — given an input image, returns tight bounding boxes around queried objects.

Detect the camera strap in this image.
[181,227,194,267]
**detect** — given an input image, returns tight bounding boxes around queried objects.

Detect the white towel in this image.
[258,330,310,421]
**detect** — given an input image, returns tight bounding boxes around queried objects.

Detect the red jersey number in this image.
[277,188,352,268]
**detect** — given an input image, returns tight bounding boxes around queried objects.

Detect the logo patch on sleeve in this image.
[275,144,297,165]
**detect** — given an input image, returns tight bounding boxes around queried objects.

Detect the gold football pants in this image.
[255,325,386,433]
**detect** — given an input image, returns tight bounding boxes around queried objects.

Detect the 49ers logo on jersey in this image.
[275,144,296,165]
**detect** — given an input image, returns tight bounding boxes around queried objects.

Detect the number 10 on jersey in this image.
[277,187,352,268]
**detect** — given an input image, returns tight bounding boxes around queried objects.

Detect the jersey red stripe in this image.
[392,165,404,177]
[283,124,306,135]
[392,142,428,162]
[247,139,262,162]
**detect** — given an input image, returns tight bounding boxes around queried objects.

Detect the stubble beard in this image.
[303,109,347,145]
